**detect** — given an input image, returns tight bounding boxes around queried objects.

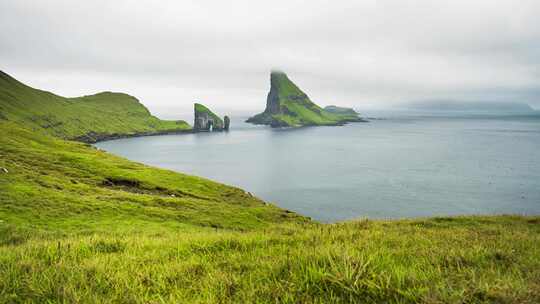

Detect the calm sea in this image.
[96,112,540,222]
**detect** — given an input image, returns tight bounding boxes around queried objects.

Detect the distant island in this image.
[323,105,360,116]
[246,71,365,127]
[403,100,536,114]
[193,103,229,132]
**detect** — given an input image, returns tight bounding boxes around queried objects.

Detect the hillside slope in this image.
[247,71,364,127]
[0,122,305,234]
[0,71,190,142]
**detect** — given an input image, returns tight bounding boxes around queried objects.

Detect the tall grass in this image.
[1,217,539,303]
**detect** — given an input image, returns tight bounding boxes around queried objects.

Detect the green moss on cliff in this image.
[194,103,224,131]
[247,71,364,127]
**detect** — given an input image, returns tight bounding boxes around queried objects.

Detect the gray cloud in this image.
[1,0,539,115]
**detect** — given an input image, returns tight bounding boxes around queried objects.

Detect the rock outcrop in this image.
[323,105,366,122]
[224,116,230,131]
[324,105,358,116]
[246,71,365,127]
[194,103,229,132]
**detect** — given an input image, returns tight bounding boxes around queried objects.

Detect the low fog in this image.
[1,0,539,117]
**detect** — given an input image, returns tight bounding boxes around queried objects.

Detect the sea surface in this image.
[96,112,540,222]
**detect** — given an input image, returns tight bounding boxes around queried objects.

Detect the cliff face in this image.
[224,116,230,131]
[194,103,229,132]
[246,71,364,127]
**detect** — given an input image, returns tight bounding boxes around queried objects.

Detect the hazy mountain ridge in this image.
[403,100,535,113]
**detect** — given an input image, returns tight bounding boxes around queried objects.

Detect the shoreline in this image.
[73,129,195,144]
[79,118,371,144]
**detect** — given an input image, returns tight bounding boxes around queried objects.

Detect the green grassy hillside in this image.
[247,71,364,127]
[1,71,539,303]
[0,122,305,235]
[0,71,191,142]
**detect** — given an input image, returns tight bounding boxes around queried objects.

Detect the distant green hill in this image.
[247,71,364,127]
[0,70,190,142]
[324,105,363,120]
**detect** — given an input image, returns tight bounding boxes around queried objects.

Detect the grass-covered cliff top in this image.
[194,103,224,125]
[247,71,364,127]
[0,71,191,142]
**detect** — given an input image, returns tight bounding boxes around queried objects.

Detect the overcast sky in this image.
[1,0,539,117]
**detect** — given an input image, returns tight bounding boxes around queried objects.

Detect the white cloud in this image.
[1,0,539,115]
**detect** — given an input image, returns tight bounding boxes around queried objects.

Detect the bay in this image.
[96,112,540,222]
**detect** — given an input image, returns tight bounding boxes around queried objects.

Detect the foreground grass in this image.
[1,216,539,303]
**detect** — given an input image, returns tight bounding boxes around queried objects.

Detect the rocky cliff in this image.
[246,71,364,127]
[194,103,229,132]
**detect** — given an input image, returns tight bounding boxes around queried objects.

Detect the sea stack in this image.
[224,116,230,131]
[193,103,227,132]
[246,70,364,127]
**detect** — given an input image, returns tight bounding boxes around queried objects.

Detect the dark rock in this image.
[194,103,226,132]
[224,116,230,131]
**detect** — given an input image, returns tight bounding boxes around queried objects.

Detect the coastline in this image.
[82,117,371,144]
[73,128,195,144]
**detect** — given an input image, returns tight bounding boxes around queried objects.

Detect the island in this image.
[193,103,230,132]
[246,71,365,127]
[323,105,365,121]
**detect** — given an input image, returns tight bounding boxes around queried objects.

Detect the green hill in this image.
[0,121,306,232]
[0,70,191,142]
[0,71,539,303]
[247,71,365,127]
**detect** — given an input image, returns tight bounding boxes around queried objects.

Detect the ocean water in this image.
[96,112,540,222]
